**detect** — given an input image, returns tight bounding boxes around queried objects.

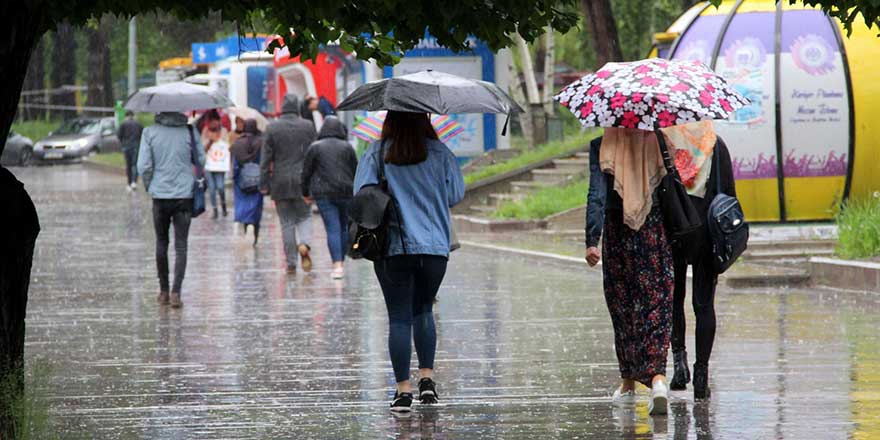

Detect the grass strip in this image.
[493,178,588,220]
[836,193,880,259]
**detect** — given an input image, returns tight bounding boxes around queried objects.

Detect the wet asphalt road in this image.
[14,164,880,439]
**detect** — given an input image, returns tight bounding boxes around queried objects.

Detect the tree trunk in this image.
[0,7,44,439]
[87,15,113,114]
[507,59,534,149]
[51,21,77,120]
[542,29,556,116]
[514,33,546,146]
[22,38,45,121]
[581,0,623,69]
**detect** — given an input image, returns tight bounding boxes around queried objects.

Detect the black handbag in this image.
[655,129,703,258]
[348,141,406,261]
[187,126,207,217]
[707,148,749,274]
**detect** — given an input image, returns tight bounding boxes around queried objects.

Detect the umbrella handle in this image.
[501,114,510,136]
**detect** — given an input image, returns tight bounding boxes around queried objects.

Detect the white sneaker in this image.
[331,268,344,280]
[126,185,133,192]
[649,379,669,416]
[611,386,636,406]
[130,182,137,190]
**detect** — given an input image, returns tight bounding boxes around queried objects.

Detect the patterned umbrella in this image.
[351,111,465,144]
[554,58,749,130]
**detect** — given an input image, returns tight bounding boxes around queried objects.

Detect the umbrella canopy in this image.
[125,82,234,113]
[554,58,749,130]
[227,106,269,132]
[337,70,523,115]
[351,112,464,144]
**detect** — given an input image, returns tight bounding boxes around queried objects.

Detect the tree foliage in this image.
[29,0,579,67]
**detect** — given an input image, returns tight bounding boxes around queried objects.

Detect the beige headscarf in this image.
[600,128,667,231]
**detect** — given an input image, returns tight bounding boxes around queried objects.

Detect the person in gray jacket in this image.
[260,95,318,273]
[137,112,205,308]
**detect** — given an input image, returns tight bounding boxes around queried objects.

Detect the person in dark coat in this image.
[667,126,737,401]
[260,95,318,273]
[301,116,358,279]
[118,111,144,191]
[231,119,265,245]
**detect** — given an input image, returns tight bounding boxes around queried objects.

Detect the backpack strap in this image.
[714,141,722,196]
[187,125,204,179]
[379,140,408,256]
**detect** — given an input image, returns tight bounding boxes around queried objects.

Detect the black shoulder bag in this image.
[348,142,407,261]
[707,147,749,274]
[656,129,703,259]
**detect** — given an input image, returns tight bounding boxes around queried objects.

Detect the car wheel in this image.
[19,146,32,166]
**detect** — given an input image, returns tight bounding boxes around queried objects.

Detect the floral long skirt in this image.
[602,207,674,387]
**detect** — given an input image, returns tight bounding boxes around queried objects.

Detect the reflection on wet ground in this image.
[14,165,880,439]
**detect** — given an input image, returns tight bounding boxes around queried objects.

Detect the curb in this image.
[460,240,591,268]
[82,159,125,176]
[809,256,880,292]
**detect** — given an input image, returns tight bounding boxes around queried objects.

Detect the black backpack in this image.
[707,149,749,274]
[348,141,406,261]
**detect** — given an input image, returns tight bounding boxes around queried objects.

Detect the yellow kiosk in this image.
[654,0,880,221]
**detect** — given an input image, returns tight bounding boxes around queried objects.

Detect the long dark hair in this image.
[381,111,438,165]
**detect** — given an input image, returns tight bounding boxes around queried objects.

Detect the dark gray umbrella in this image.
[337,70,523,115]
[125,82,234,113]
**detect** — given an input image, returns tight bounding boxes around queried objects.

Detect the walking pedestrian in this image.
[204,122,230,219]
[301,96,319,126]
[137,112,205,308]
[231,119,264,245]
[585,128,674,416]
[260,95,318,273]
[118,111,143,191]
[301,116,358,279]
[228,116,246,150]
[353,111,465,413]
[666,122,737,400]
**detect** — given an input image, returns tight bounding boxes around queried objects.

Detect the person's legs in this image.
[412,256,447,377]
[214,172,227,215]
[123,148,137,186]
[170,199,192,297]
[152,200,172,295]
[291,198,314,271]
[601,213,637,393]
[316,199,344,263]
[374,257,417,392]
[206,171,219,210]
[275,200,299,269]
[692,256,718,366]
[337,199,351,262]
[670,254,691,390]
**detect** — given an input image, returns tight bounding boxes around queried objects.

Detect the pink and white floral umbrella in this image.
[553,58,749,130]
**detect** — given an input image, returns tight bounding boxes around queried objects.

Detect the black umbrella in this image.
[337,70,523,116]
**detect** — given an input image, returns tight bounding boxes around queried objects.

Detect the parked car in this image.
[1,131,35,166]
[34,117,120,161]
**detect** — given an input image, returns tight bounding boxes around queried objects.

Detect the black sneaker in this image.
[418,378,439,404]
[390,391,413,413]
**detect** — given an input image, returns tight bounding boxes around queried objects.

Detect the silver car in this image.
[34,117,121,161]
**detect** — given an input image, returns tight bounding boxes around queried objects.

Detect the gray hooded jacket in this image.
[260,95,318,200]
[137,112,205,199]
[301,117,358,199]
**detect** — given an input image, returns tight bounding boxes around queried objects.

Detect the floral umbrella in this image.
[553,58,749,130]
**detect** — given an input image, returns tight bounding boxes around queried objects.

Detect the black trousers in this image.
[123,148,138,186]
[152,199,192,294]
[672,248,718,367]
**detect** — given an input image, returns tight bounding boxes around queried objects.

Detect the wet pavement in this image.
[14,164,880,439]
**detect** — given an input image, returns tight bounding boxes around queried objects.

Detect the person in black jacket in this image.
[118,111,143,191]
[301,116,358,279]
[668,134,736,401]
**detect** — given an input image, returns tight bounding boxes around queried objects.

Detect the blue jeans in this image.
[316,198,351,263]
[373,255,447,382]
[205,172,226,209]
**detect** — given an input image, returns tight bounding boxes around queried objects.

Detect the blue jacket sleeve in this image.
[353,144,379,194]
[585,138,607,248]
[446,150,465,207]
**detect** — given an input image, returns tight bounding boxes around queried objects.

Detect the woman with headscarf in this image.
[585,128,674,416]
[230,119,264,245]
[664,121,737,400]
